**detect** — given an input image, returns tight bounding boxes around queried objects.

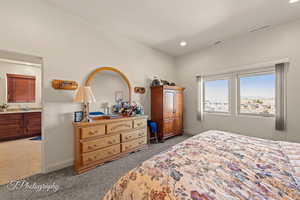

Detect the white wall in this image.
[0,0,176,172]
[176,19,300,143]
[0,61,42,108]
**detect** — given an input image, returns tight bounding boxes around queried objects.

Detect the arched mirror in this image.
[85,67,132,113]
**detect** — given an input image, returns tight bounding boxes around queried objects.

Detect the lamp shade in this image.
[74,86,96,103]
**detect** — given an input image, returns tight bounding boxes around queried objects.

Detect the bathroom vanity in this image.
[0,110,41,142]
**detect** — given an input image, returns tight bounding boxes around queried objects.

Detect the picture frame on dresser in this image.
[74,111,83,123]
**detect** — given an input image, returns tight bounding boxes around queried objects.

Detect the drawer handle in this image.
[88,158,93,162]
[138,132,144,136]
[136,122,144,127]
[88,146,93,150]
[125,136,132,140]
[89,130,98,135]
[108,139,116,144]
[139,141,144,145]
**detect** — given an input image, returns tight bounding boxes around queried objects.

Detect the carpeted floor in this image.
[0,135,191,200]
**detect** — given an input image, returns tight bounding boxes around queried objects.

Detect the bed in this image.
[103,130,300,200]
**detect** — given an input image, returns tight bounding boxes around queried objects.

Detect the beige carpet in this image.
[0,138,42,185]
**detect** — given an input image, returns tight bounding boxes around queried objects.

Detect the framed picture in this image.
[74,111,83,122]
[115,91,124,102]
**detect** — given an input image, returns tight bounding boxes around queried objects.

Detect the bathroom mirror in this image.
[85,67,132,113]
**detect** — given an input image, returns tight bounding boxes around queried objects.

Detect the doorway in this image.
[0,50,44,185]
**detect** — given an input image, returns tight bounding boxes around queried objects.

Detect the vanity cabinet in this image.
[73,116,148,174]
[0,112,41,142]
[24,112,42,136]
[151,86,184,141]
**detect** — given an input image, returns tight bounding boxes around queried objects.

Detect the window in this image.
[204,79,230,113]
[7,74,36,103]
[198,63,287,130]
[238,73,275,116]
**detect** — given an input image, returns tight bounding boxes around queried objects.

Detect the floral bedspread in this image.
[103,130,300,200]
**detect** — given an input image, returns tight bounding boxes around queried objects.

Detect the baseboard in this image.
[45,159,73,173]
[183,128,204,135]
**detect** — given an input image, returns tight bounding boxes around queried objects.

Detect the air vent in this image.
[250,25,271,33]
[214,41,223,45]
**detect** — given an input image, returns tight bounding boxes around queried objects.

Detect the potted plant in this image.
[0,103,8,112]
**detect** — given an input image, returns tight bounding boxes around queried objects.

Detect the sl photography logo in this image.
[7,180,60,192]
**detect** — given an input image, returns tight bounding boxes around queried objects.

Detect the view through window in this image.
[204,79,229,113]
[239,73,275,115]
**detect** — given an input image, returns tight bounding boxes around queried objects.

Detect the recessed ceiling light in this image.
[180,41,187,47]
[289,0,299,3]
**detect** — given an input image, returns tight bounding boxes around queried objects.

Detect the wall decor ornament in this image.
[134,87,145,94]
[151,75,161,87]
[52,80,78,90]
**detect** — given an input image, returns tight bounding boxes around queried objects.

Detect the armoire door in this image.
[174,117,183,134]
[175,91,183,117]
[163,118,175,137]
[163,90,176,119]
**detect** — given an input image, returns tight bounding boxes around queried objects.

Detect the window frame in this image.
[6,73,36,103]
[203,76,232,114]
[237,70,276,118]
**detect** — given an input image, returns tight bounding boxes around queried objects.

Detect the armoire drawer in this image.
[82,144,120,165]
[107,121,132,133]
[81,134,120,153]
[122,137,147,152]
[121,128,147,142]
[81,125,105,139]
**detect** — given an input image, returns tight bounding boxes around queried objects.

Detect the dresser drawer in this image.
[107,121,132,133]
[122,137,147,152]
[81,125,105,139]
[82,144,120,165]
[81,134,120,153]
[133,119,147,129]
[121,128,147,142]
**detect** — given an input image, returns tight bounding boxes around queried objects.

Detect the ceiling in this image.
[47,0,300,56]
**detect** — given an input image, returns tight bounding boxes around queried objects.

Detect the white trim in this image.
[0,58,41,67]
[196,58,289,77]
[45,159,73,173]
[204,73,233,81]
[237,67,275,78]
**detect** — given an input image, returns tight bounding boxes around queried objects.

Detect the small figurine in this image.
[0,103,8,112]
[151,75,161,87]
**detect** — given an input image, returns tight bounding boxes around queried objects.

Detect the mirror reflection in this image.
[89,70,129,114]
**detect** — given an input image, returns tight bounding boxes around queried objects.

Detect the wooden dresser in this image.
[73,115,148,174]
[151,86,184,141]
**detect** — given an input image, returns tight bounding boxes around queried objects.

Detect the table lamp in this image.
[74,86,96,122]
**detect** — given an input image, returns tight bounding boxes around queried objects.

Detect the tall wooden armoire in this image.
[151,85,184,141]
